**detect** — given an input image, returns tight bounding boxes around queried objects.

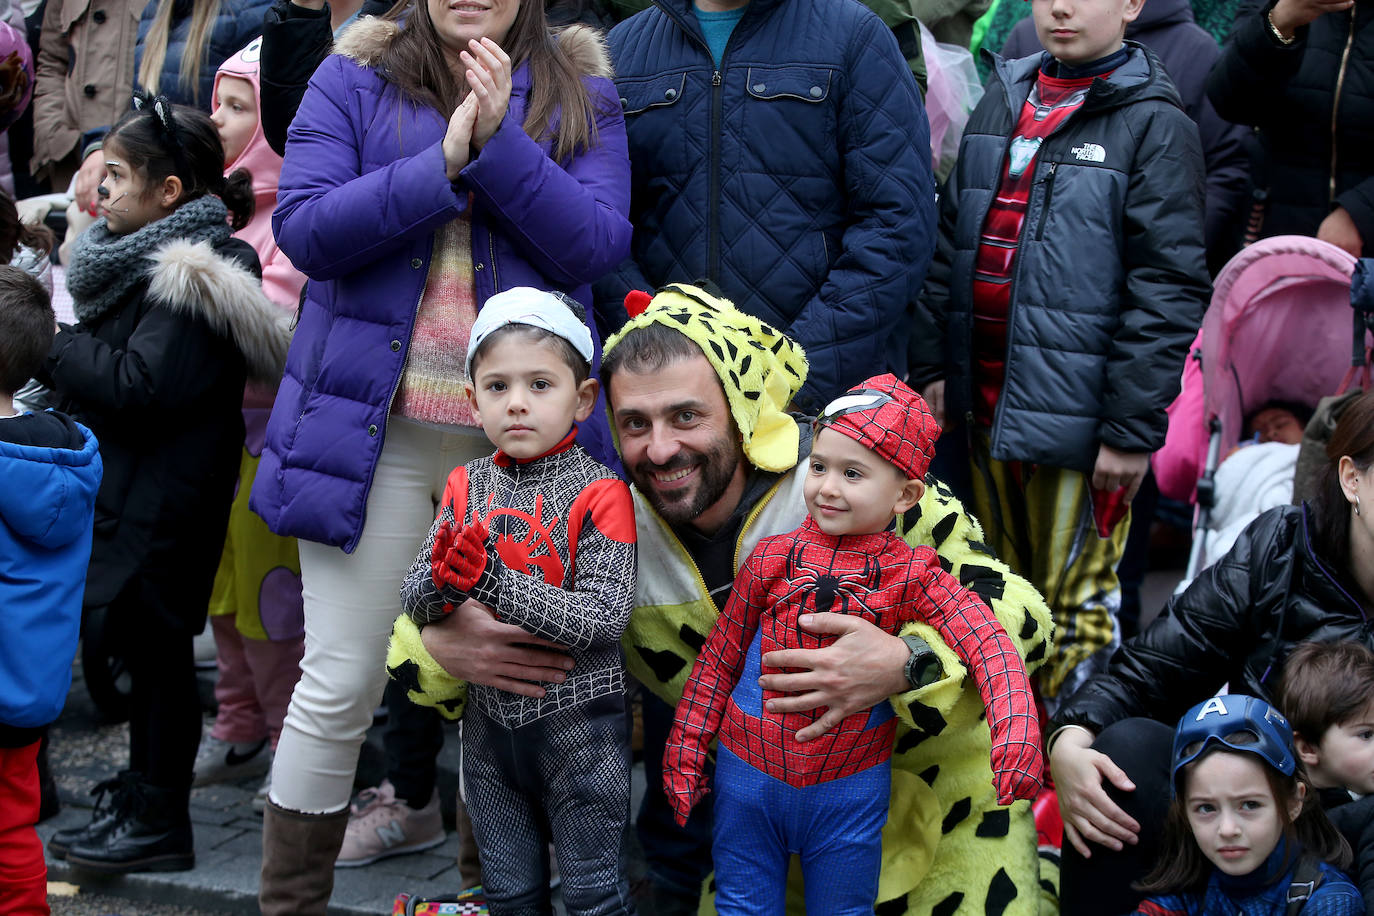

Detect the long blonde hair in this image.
[137,0,223,104]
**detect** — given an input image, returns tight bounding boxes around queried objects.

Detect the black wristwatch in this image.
[901,633,942,689]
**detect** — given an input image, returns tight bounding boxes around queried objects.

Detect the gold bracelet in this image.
[1266,8,1297,45]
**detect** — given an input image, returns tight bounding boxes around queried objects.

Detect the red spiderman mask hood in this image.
[816,374,940,481]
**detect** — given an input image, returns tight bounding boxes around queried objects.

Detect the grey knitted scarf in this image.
[66,194,232,324]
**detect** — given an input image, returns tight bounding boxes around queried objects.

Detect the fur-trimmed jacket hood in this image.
[333,16,613,79]
[147,238,292,385]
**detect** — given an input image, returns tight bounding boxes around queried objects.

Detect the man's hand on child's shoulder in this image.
[1091,444,1150,504]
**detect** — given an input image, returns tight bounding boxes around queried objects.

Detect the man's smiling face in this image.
[609,352,747,533]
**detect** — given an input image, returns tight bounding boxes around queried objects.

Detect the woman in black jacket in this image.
[1048,391,1374,915]
[1206,0,1374,257]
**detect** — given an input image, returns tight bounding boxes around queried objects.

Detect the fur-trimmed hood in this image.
[333,16,612,79]
[147,239,293,384]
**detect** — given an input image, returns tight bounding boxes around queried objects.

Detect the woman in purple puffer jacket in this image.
[247,0,630,907]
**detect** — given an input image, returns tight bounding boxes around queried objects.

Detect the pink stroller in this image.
[1152,236,1368,580]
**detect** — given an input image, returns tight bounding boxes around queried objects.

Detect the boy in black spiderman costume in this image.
[663,373,1043,914]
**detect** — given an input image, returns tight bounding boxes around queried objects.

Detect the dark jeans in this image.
[110,593,199,801]
[637,692,714,910]
[1058,717,1174,916]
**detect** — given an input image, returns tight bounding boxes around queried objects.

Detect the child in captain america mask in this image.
[663,373,1043,915]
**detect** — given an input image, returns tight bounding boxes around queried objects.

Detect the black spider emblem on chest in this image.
[776,541,883,641]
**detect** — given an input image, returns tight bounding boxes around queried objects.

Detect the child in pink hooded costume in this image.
[197,37,307,806]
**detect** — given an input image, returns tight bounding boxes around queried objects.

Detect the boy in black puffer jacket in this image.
[911,0,1211,709]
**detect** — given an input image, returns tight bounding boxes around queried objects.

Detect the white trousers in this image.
[269,419,489,813]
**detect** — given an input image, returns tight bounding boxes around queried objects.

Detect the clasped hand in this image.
[442,37,513,179]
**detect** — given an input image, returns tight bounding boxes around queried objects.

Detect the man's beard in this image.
[632,432,741,526]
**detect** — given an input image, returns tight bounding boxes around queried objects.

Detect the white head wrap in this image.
[465,287,595,378]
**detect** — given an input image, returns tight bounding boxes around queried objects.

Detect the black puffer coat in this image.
[1054,504,1373,736]
[1206,0,1374,255]
[41,236,288,634]
[911,43,1209,473]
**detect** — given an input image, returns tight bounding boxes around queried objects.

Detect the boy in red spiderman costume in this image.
[663,373,1042,914]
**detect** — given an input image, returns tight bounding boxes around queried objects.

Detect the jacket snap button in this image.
[83,84,97,97]
[390,339,401,351]
[810,86,823,98]
[753,83,766,93]
[368,424,378,436]
[92,9,106,22]
[410,257,422,269]
[475,262,484,271]
[664,88,677,100]
[620,97,628,108]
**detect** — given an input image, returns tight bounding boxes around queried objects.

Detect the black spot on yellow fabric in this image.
[932,892,964,916]
[637,645,687,683]
[668,311,690,325]
[1025,640,1046,664]
[894,727,929,755]
[960,565,1007,601]
[937,555,953,574]
[743,389,761,400]
[388,659,422,694]
[975,808,1010,838]
[678,623,706,653]
[1019,613,1038,639]
[438,695,464,714]
[985,867,1018,915]
[740,354,752,375]
[941,796,971,834]
[709,340,726,362]
[931,512,957,546]
[918,764,940,785]
[876,895,907,916]
[725,339,738,359]
[908,701,948,738]
[901,503,924,529]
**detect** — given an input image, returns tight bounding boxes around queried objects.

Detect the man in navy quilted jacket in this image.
[593,0,936,417]
[594,2,936,910]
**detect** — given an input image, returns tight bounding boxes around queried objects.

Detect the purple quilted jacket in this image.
[250,19,631,551]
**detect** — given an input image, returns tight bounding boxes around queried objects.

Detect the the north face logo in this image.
[1072,143,1106,163]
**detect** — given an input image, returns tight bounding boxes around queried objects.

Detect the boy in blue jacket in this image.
[911,0,1210,708]
[0,266,101,914]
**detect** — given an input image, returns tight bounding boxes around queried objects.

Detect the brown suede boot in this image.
[259,800,349,916]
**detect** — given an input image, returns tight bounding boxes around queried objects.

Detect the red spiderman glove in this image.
[990,710,1045,805]
[428,520,460,593]
[661,740,708,828]
[431,518,490,595]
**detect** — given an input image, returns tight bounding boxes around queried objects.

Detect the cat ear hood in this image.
[604,284,808,472]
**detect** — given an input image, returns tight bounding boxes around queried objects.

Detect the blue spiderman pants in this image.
[711,744,890,916]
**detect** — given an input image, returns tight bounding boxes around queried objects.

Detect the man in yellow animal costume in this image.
[390,285,1054,914]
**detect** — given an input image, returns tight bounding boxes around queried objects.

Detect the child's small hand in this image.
[661,753,706,827]
[442,518,491,593]
[990,734,1044,806]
